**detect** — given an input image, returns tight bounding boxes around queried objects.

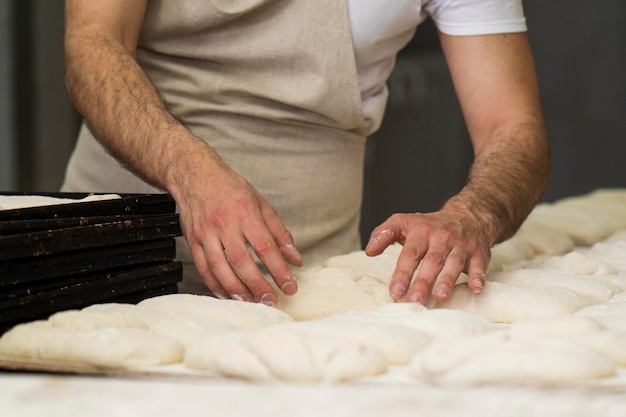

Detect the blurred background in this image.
[0,1,624,245]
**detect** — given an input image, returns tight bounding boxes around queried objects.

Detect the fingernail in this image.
[390,282,406,299]
[470,277,484,293]
[434,284,451,299]
[261,293,276,307]
[407,292,426,305]
[281,280,298,295]
[232,293,254,302]
[280,244,303,265]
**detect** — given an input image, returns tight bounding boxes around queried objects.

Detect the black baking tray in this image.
[0,261,182,333]
[0,192,177,221]
[0,238,177,287]
[0,214,182,261]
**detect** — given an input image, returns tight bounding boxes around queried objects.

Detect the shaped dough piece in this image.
[410,331,616,386]
[533,251,618,276]
[0,321,184,368]
[508,316,603,337]
[431,281,591,323]
[575,301,626,318]
[284,319,430,365]
[555,330,626,366]
[592,316,626,332]
[514,220,576,256]
[489,237,536,269]
[137,294,294,330]
[48,309,148,331]
[553,195,626,230]
[488,268,620,304]
[276,267,392,320]
[323,244,401,283]
[584,241,626,272]
[525,203,614,245]
[185,325,387,382]
[81,302,237,346]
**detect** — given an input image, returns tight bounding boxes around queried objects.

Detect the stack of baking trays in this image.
[0,192,183,334]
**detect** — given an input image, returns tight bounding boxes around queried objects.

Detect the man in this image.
[61,0,549,307]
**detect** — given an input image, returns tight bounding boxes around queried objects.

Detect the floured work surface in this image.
[1,188,626,392]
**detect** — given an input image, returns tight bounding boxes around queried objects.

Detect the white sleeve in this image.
[423,0,527,36]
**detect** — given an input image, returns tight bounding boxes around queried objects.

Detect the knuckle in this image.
[252,238,274,257]
[225,247,250,265]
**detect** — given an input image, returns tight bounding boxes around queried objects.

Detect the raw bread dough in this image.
[334,305,495,341]
[514,220,575,256]
[137,294,294,330]
[184,324,388,382]
[525,203,614,245]
[554,330,626,366]
[430,281,591,323]
[276,267,392,320]
[0,321,184,368]
[531,251,618,276]
[584,241,626,272]
[280,319,430,365]
[410,331,616,386]
[48,309,148,331]
[507,316,603,337]
[575,301,626,318]
[0,194,121,210]
[78,302,236,346]
[323,244,401,283]
[487,269,620,303]
[489,237,536,269]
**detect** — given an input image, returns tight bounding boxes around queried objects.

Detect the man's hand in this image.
[172,153,303,306]
[365,206,491,304]
[366,31,549,304]
[65,0,302,304]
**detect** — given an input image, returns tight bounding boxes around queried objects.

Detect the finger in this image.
[187,239,235,300]
[388,237,428,301]
[244,226,298,296]
[365,225,398,256]
[406,244,449,304]
[220,237,278,306]
[258,198,303,267]
[431,249,468,302]
[466,253,488,294]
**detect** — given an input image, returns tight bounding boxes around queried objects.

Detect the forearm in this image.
[64,30,224,197]
[443,120,549,245]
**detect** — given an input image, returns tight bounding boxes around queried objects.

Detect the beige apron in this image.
[62,0,373,294]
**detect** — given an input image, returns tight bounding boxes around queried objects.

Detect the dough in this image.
[48,309,148,331]
[335,305,495,341]
[487,269,620,304]
[554,330,626,366]
[410,331,616,386]
[0,194,121,210]
[489,237,536,268]
[282,319,430,365]
[584,241,626,272]
[81,303,236,346]
[323,244,401,283]
[184,325,388,382]
[508,316,603,337]
[514,220,575,256]
[276,267,392,320]
[531,251,618,276]
[553,194,626,230]
[575,301,626,318]
[0,321,184,368]
[430,281,591,323]
[137,294,294,330]
[525,203,614,245]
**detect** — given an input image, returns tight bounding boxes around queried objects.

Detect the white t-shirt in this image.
[347,0,527,132]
